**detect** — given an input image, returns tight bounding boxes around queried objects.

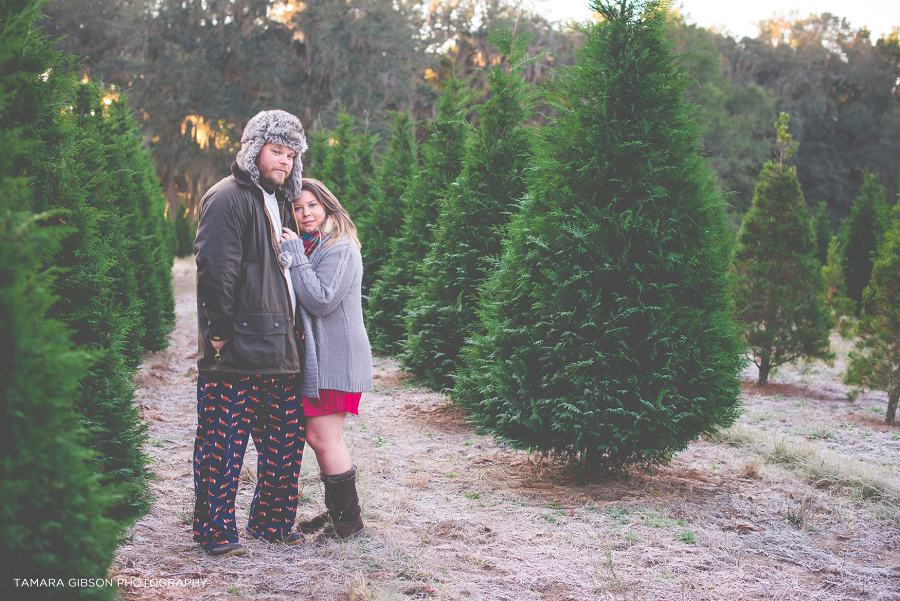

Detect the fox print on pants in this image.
[192,373,305,550]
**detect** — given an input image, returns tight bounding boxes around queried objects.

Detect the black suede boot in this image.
[316,465,364,542]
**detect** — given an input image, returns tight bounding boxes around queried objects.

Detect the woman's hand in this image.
[281,227,299,242]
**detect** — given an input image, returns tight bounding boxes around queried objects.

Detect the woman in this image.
[278,178,372,541]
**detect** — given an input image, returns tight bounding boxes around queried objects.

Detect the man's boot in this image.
[316,465,364,542]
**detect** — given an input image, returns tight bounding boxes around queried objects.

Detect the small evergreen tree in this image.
[358,111,418,294]
[813,201,831,265]
[455,0,745,472]
[845,202,900,425]
[839,172,890,311]
[732,113,833,386]
[365,78,472,353]
[402,28,537,390]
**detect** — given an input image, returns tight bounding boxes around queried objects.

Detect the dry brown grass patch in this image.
[739,459,761,479]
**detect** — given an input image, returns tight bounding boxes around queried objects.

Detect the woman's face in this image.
[292,189,327,234]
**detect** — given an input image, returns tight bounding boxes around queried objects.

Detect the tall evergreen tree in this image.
[101,98,175,351]
[358,111,418,294]
[838,172,890,311]
[365,78,472,354]
[402,27,537,390]
[0,2,121,597]
[455,0,745,471]
[6,24,154,525]
[732,113,833,386]
[845,201,900,425]
[71,82,146,369]
[32,86,153,523]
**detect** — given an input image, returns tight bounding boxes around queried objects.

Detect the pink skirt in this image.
[302,389,362,417]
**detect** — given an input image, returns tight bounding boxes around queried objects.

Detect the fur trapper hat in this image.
[235,110,307,201]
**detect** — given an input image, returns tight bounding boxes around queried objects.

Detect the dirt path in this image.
[113,258,900,601]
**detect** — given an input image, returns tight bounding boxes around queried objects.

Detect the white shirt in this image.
[259,185,297,315]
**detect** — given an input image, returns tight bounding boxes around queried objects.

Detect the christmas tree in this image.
[845,201,900,425]
[0,2,122,597]
[403,28,537,390]
[455,0,744,471]
[732,113,832,385]
[366,78,471,353]
[358,111,417,294]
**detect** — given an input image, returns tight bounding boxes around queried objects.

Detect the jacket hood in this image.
[235,110,307,201]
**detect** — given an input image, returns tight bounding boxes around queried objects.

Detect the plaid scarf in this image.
[300,230,320,257]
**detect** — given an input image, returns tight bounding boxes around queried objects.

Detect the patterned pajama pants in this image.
[192,372,305,550]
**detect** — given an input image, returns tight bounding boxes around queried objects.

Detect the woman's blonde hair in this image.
[299,178,361,249]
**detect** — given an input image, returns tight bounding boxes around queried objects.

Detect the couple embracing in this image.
[192,110,372,557]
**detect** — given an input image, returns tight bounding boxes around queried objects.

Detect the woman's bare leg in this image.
[305,412,352,476]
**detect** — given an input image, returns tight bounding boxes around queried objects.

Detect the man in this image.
[192,110,307,557]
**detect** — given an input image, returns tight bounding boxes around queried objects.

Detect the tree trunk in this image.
[886,386,898,426]
[757,355,770,387]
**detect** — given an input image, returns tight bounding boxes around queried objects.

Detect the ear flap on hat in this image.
[280,153,304,202]
[235,137,265,187]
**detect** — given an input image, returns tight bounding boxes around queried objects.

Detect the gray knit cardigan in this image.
[280,233,373,399]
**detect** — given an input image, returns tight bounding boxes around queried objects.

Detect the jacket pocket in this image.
[231,312,287,368]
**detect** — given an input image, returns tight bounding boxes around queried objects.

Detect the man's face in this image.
[256,143,295,189]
